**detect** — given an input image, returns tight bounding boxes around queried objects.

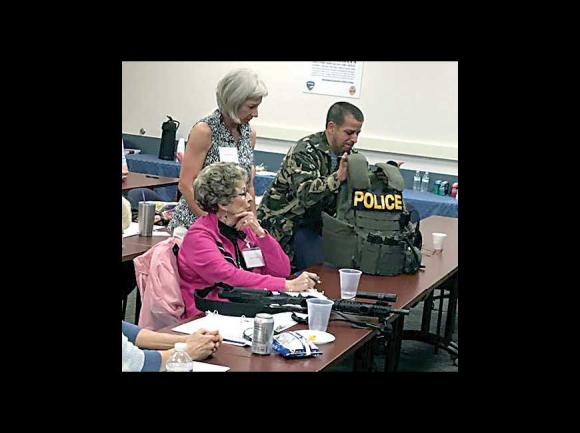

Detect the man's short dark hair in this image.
[325,101,364,129]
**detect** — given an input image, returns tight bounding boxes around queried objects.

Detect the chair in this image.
[126,188,163,210]
[121,261,138,321]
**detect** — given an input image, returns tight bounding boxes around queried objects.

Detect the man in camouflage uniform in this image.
[257,102,364,270]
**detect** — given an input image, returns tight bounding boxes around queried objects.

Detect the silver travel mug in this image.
[138,201,156,236]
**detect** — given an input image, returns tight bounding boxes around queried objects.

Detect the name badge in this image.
[219,147,239,163]
[242,247,265,268]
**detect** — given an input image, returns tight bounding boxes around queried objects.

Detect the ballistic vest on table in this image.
[322,153,423,276]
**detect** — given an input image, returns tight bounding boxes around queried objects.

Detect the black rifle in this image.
[198,284,410,318]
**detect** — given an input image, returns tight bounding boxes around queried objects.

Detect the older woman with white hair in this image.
[169,68,268,237]
[177,162,320,320]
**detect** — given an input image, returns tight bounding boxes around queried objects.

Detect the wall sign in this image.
[303,61,364,98]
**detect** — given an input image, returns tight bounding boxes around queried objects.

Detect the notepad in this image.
[172,313,254,342]
[172,311,299,345]
[191,361,229,372]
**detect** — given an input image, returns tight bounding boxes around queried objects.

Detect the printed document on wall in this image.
[303,61,363,98]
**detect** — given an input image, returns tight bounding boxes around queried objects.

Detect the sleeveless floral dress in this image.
[168,109,254,230]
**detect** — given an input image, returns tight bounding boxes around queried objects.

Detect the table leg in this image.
[353,340,374,372]
[384,314,405,372]
[403,274,458,361]
[443,273,458,346]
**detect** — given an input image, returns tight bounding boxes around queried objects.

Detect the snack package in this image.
[272,331,323,358]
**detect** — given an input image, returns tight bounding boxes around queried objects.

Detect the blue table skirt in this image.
[126,154,180,201]
[124,157,456,219]
[403,188,458,219]
[126,154,276,200]
[254,172,276,196]
[253,172,457,220]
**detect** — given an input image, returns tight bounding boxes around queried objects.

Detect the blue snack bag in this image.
[272,331,323,358]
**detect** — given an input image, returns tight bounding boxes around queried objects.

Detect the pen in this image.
[223,338,249,346]
[145,175,159,179]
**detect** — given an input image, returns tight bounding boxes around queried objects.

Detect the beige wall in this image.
[122,61,458,174]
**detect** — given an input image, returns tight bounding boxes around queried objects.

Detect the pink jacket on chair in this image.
[133,237,184,330]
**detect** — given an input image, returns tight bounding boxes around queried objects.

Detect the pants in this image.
[292,227,323,271]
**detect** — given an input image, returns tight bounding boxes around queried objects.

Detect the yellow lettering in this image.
[352,190,404,212]
[395,194,403,210]
[363,192,373,209]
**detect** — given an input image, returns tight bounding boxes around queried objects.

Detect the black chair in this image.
[121,261,138,321]
[126,188,163,210]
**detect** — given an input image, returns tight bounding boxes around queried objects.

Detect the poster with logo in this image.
[303,61,364,98]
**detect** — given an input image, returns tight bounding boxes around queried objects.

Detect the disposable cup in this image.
[432,232,447,251]
[339,268,362,299]
[306,298,334,332]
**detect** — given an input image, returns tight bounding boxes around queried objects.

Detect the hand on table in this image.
[186,328,223,360]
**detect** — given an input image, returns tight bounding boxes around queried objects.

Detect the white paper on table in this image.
[191,361,230,372]
[152,230,170,237]
[172,311,299,344]
[271,311,299,333]
[123,222,140,238]
[172,313,254,342]
[282,289,327,299]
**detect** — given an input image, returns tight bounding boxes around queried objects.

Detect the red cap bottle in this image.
[451,182,458,198]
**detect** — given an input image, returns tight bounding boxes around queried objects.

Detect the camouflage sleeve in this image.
[285,144,341,207]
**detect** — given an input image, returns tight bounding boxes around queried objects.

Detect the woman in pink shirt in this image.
[178,162,319,319]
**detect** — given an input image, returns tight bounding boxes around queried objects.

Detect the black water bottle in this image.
[158,116,180,160]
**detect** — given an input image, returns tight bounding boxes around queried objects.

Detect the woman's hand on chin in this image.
[234,211,265,237]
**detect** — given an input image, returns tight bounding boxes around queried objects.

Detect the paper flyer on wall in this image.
[303,61,363,98]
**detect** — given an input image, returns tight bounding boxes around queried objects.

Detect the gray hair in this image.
[216,68,268,123]
[194,162,248,213]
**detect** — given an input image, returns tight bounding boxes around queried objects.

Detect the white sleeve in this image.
[122,196,132,231]
[122,139,127,166]
[121,331,145,372]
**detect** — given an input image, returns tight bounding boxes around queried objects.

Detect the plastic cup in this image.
[138,201,156,237]
[339,268,362,299]
[432,232,447,251]
[306,298,334,332]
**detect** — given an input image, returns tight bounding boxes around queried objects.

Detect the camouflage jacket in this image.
[257,131,357,264]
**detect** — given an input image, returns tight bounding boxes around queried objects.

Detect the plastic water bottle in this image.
[413,171,421,190]
[421,172,430,192]
[166,342,193,372]
[175,138,185,163]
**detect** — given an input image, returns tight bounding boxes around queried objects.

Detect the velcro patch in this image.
[352,190,403,212]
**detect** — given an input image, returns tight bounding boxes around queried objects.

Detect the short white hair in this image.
[216,69,268,123]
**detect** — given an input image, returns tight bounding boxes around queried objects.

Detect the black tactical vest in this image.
[321,153,423,276]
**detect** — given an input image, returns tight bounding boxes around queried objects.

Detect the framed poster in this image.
[303,61,364,98]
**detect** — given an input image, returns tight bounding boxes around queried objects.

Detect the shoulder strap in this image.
[347,153,371,189]
[375,162,405,191]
